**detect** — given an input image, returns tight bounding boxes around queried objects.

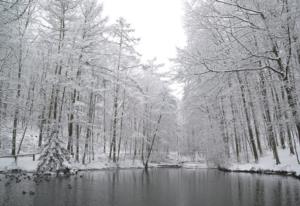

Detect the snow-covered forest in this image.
[1,0,300,174]
[0,0,179,171]
[177,0,300,169]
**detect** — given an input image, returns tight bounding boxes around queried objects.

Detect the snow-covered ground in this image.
[0,157,145,172]
[2,148,299,177]
[0,155,39,172]
[0,157,208,172]
[0,152,208,172]
[225,148,300,176]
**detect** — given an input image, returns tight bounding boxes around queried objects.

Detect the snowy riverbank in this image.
[220,149,300,179]
[0,154,208,173]
[0,157,144,172]
[2,149,299,179]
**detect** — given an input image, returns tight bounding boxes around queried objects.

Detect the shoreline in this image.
[2,164,300,181]
[0,161,208,174]
[218,166,300,180]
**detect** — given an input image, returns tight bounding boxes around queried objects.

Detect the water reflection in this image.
[1,169,300,206]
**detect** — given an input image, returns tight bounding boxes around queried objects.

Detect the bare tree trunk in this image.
[284,80,300,144]
[144,112,163,169]
[112,87,119,162]
[236,73,259,162]
[103,80,107,153]
[259,72,280,164]
[67,90,76,155]
[230,96,240,162]
[219,97,230,158]
[12,40,23,156]
[91,94,96,161]
[82,92,94,164]
[38,106,46,147]
[75,124,80,162]
[117,89,126,161]
[244,74,263,155]
[111,25,123,163]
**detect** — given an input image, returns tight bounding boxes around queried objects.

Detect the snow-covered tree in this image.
[37,130,70,173]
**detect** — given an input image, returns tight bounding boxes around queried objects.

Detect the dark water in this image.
[1,168,300,206]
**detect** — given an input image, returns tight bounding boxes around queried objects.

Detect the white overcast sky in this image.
[102,0,186,98]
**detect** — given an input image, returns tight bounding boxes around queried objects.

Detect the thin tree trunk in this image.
[38,106,46,147]
[82,92,94,164]
[117,89,126,161]
[259,72,280,164]
[144,113,163,169]
[230,96,240,162]
[236,73,259,162]
[67,90,76,155]
[103,80,107,153]
[244,75,263,155]
[75,124,80,162]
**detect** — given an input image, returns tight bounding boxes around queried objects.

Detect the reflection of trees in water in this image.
[284,181,292,206]
[273,181,283,206]
[142,169,151,195]
[109,170,118,206]
[293,183,300,205]
[237,174,243,205]
[2,171,300,206]
[254,178,265,206]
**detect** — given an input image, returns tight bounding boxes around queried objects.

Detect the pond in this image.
[1,168,300,206]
